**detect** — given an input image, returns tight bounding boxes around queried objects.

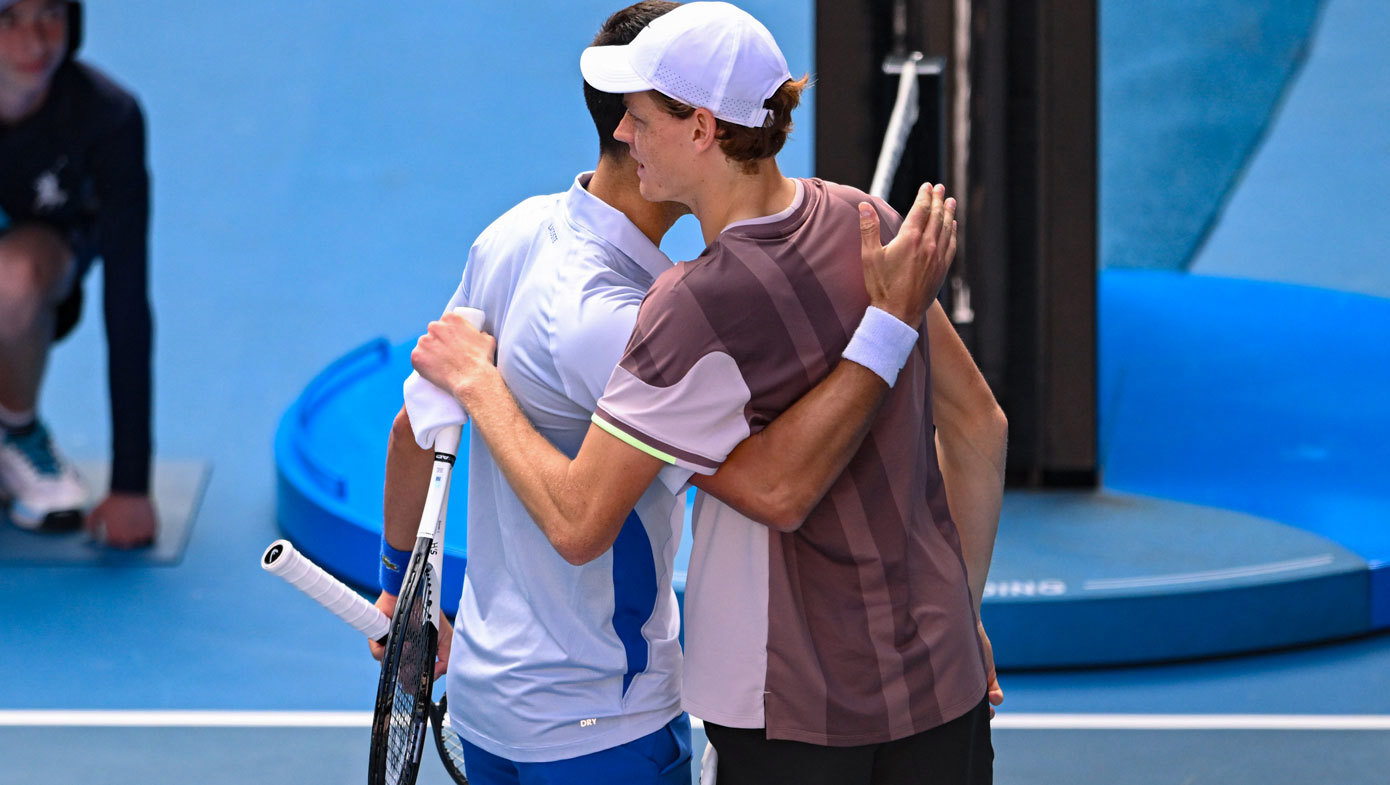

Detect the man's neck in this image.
[689,160,796,246]
[0,83,51,126]
[588,154,683,247]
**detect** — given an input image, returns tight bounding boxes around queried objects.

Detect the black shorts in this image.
[49,223,96,343]
[703,697,993,785]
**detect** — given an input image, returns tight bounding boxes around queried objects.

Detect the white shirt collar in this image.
[721,178,806,234]
[564,172,673,283]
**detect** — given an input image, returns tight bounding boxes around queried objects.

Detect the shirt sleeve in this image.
[440,277,470,317]
[93,96,153,495]
[591,270,752,478]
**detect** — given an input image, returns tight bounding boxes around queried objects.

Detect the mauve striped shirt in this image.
[593,178,986,746]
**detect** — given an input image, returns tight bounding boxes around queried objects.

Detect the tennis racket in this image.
[260,538,470,784]
[430,693,470,784]
[369,305,483,785]
[368,421,458,785]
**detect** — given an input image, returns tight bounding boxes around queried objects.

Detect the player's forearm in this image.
[693,360,889,531]
[383,408,435,552]
[456,371,627,564]
[936,409,1007,612]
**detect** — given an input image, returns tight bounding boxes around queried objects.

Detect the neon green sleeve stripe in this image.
[591,413,677,465]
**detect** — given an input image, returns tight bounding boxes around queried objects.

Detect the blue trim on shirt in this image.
[611,510,658,695]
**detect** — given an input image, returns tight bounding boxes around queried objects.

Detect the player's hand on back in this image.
[86,492,157,548]
[412,312,498,407]
[859,182,958,325]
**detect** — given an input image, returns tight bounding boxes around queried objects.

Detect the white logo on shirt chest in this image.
[579,718,597,728]
[33,166,68,211]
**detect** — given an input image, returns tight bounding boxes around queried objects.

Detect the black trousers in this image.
[704,697,993,785]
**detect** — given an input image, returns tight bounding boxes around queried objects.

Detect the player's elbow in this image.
[980,404,1008,457]
[549,520,613,566]
[978,403,1007,444]
[942,397,1008,460]
[554,537,607,566]
[696,472,810,532]
[766,510,807,533]
[390,407,416,446]
[745,486,811,533]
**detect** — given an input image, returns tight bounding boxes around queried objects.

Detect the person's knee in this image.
[0,256,40,338]
[0,228,72,337]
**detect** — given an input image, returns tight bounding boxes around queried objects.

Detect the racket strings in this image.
[431,695,469,784]
[372,558,435,785]
[388,596,431,781]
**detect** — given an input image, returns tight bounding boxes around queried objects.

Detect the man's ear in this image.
[690,108,719,153]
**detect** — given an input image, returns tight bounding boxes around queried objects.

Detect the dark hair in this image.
[653,75,810,173]
[584,1,681,159]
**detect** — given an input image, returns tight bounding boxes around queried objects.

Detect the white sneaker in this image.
[0,421,88,532]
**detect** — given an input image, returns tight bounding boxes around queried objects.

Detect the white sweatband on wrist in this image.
[841,306,920,386]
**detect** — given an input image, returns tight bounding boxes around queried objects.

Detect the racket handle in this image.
[425,306,483,456]
[261,539,390,643]
[433,424,463,455]
[451,306,485,331]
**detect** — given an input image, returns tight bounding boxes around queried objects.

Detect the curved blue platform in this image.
[275,270,1390,667]
[275,339,472,617]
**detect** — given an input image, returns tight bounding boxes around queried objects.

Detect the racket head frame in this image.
[367,544,437,785]
[367,427,459,785]
[430,693,469,784]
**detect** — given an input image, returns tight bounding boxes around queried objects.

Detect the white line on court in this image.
[0,711,373,728]
[989,714,1390,730]
[1,712,1389,731]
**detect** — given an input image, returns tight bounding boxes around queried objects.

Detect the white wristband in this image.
[842,306,919,386]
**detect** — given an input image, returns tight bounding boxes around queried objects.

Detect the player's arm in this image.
[693,184,956,531]
[927,301,1007,713]
[414,324,661,565]
[928,302,1006,614]
[382,406,435,558]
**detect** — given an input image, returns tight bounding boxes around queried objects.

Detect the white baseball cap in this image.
[580,1,793,128]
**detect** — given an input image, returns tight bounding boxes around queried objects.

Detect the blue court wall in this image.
[1101,0,1324,271]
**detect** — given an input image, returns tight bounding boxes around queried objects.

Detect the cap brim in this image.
[580,45,654,94]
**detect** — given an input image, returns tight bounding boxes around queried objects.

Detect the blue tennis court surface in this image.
[4,0,1389,782]
[0,459,208,565]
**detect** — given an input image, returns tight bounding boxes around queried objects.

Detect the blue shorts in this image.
[459,713,692,785]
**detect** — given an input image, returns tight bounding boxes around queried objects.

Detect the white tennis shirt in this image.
[437,173,686,762]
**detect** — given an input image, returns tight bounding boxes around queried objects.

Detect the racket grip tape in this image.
[423,306,483,457]
[261,539,390,643]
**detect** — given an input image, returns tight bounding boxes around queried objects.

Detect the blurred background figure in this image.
[0,0,155,547]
